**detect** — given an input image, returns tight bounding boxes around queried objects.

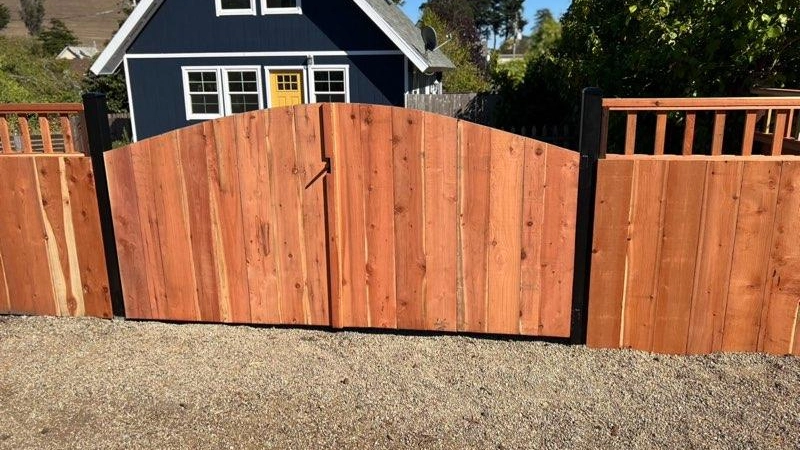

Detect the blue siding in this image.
[129,0,397,53]
[128,55,405,139]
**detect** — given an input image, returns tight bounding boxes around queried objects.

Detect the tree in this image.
[0,36,81,103]
[19,0,45,36]
[38,19,78,55]
[525,9,560,57]
[0,5,10,32]
[420,9,491,93]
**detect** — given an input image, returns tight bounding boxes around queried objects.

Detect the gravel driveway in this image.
[0,316,798,449]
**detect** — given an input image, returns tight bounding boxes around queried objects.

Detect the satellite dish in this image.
[421,26,438,52]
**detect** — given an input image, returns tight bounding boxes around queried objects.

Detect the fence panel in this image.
[0,155,112,318]
[588,156,800,355]
[105,106,330,325]
[326,104,580,337]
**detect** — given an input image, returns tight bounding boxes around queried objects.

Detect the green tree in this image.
[82,0,134,113]
[420,0,486,70]
[38,19,78,56]
[0,36,81,103]
[420,9,491,93]
[526,9,561,57]
[0,5,10,32]
[19,0,45,36]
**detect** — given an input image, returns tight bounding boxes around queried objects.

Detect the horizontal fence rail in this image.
[0,104,88,155]
[601,97,800,157]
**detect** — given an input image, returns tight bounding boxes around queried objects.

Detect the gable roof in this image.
[90,0,454,75]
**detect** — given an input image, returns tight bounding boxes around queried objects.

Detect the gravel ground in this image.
[0,316,798,449]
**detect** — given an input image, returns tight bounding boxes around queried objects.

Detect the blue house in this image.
[91,0,454,141]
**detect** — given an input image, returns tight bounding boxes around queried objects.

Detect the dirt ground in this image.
[0,316,798,449]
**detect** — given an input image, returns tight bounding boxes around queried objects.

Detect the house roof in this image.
[57,46,100,60]
[90,0,454,75]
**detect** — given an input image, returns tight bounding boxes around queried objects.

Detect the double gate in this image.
[105,104,580,337]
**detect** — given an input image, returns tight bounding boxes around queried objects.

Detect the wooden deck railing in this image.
[0,104,87,155]
[601,97,800,156]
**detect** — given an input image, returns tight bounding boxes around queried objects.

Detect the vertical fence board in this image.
[177,123,224,323]
[422,113,458,331]
[654,113,667,155]
[148,132,200,322]
[360,104,397,328]
[761,161,800,354]
[519,140,547,335]
[322,105,343,328]
[235,112,281,324]
[486,130,525,334]
[18,117,33,153]
[625,113,637,155]
[771,111,788,155]
[0,249,8,312]
[267,108,308,325]
[622,160,668,351]
[0,158,56,315]
[293,104,329,326]
[539,146,579,337]
[458,123,492,333]
[722,161,781,351]
[683,113,696,155]
[711,113,726,156]
[105,149,151,319]
[686,161,742,354]
[392,108,427,330]
[651,162,707,354]
[742,111,757,156]
[61,115,76,154]
[587,160,634,348]
[335,105,369,327]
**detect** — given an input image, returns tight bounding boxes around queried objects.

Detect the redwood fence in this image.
[1,92,799,357]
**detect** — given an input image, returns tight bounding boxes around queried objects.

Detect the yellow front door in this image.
[270,70,304,107]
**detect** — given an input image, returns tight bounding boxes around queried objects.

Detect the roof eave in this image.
[90,0,161,75]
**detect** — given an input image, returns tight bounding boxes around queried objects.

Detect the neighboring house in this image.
[90,0,454,141]
[57,45,100,60]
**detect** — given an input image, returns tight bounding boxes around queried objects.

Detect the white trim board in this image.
[123,56,139,142]
[260,0,302,15]
[215,0,257,16]
[125,50,403,59]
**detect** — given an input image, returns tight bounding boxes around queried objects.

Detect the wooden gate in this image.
[106,104,579,337]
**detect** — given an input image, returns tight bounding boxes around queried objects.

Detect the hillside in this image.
[0,0,126,45]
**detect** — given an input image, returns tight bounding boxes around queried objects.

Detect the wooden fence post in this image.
[570,87,603,344]
[83,93,125,318]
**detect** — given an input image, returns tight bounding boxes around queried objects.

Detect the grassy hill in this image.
[0,0,127,45]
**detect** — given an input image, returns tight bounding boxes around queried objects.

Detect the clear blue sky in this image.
[400,0,572,33]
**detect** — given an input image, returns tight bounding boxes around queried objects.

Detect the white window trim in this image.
[260,0,302,15]
[221,66,264,115]
[309,65,350,104]
[215,0,257,16]
[182,67,224,121]
[264,66,309,108]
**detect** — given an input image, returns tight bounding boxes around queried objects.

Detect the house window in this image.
[184,69,223,120]
[224,69,263,114]
[216,0,256,16]
[311,68,349,103]
[261,0,301,14]
[183,67,264,120]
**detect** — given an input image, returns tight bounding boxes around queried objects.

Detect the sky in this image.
[400,0,573,33]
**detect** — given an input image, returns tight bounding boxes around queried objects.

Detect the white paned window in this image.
[182,67,264,120]
[216,0,257,16]
[183,69,223,120]
[311,67,349,103]
[261,0,301,15]
[224,69,263,114]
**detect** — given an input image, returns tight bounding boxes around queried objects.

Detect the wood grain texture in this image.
[722,161,781,352]
[654,113,667,155]
[360,104,397,328]
[651,161,707,354]
[18,117,32,153]
[422,113,458,331]
[742,111,757,156]
[686,161,742,354]
[519,140,547,335]
[625,113,637,155]
[683,113,696,155]
[771,111,789,155]
[39,117,53,153]
[761,161,800,354]
[0,116,12,154]
[458,123,492,333]
[621,160,668,351]
[539,145,579,337]
[0,155,110,318]
[61,115,76,154]
[586,159,634,348]
[486,129,525,334]
[711,113,726,156]
[392,107,427,330]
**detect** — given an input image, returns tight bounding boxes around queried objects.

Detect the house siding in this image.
[128,54,405,139]
[129,0,397,54]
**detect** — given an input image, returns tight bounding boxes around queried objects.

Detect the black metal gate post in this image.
[570,87,604,345]
[83,93,126,318]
